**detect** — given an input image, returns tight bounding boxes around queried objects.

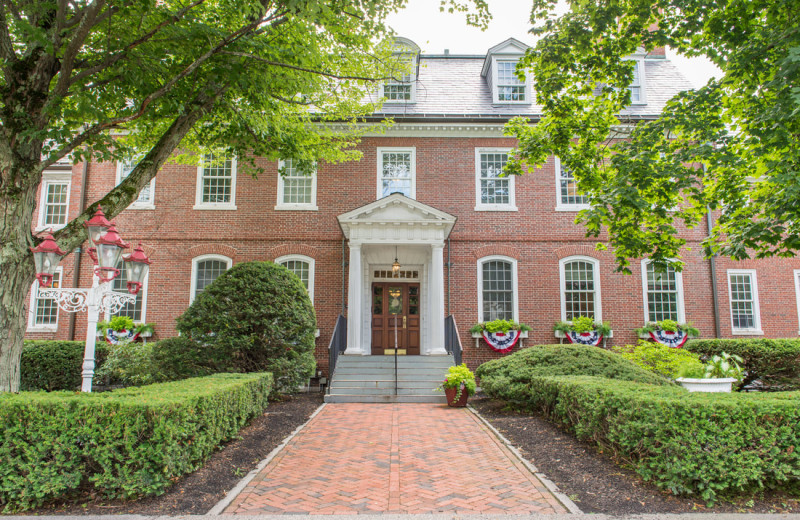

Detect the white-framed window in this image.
[477,256,518,322]
[493,59,529,103]
[194,153,237,210]
[475,148,516,211]
[37,173,71,230]
[108,260,148,323]
[116,158,155,209]
[555,157,590,211]
[275,159,317,210]
[560,256,602,321]
[727,269,762,334]
[276,254,315,303]
[624,58,646,104]
[190,254,232,303]
[641,260,685,323]
[382,55,416,103]
[795,270,800,335]
[377,147,416,199]
[27,267,62,330]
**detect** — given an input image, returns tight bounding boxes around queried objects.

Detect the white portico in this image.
[337,194,457,356]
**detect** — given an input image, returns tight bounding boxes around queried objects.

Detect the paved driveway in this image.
[222,403,570,515]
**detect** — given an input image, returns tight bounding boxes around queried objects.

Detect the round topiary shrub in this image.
[176,261,316,394]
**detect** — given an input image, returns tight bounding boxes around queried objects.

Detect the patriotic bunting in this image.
[564,330,603,346]
[481,330,521,353]
[649,329,688,348]
[104,329,140,345]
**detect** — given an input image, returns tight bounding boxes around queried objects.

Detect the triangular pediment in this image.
[338,194,457,240]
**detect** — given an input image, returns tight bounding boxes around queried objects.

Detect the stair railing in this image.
[444,315,463,366]
[327,315,347,392]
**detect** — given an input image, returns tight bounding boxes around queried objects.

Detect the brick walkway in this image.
[223,403,569,515]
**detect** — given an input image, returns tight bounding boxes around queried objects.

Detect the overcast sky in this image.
[386,0,721,89]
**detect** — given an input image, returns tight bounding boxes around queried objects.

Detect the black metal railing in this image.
[444,315,463,366]
[327,315,347,390]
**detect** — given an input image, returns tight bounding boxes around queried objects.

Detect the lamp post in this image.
[30,207,151,392]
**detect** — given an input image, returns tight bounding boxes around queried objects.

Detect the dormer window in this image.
[496,61,526,102]
[625,58,646,104]
[382,37,419,103]
[481,38,531,105]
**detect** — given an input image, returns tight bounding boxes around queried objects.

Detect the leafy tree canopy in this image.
[506,0,799,272]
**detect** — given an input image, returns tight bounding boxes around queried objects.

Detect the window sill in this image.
[127,203,156,210]
[554,329,614,338]
[35,224,66,232]
[274,205,318,211]
[27,325,58,332]
[474,205,518,212]
[732,329,764,336]
[555,205,591,212]
[193,204,237,211]
[492,100,532,105]
[471,331,528,339]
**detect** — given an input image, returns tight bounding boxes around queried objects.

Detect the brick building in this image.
[27,38,800,377]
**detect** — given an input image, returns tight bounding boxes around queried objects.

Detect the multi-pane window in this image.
[277,159,316,208]
[480,259,515,321]
[112,261,145,322]
[383,57,414,101]
[192,256,231,301]
[728,271,760,332]
[627,60,643,103]
[40,181,70,228]
[496,61,526,102]
[117,158,154,205]
[558,160,590,207]
[477,151,513,207]
[644,262,681,322]
[562,259,598,320]
[277,255,314,302]
[29,270,61,328]
[378,149,414,198]
[197,153,235,206]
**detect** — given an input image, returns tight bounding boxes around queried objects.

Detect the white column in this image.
[345,243,365,354]
[428,244,447,355]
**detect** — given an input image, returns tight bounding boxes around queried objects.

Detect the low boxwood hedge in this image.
[0,372,272,512]
[685,338,800,390]
[480,372,800,503]
[21,341,109,391]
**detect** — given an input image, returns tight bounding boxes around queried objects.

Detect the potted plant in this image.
[676,351,744,392]
[635,319,700,348]
[554,316,612,346]
[437,363,477,407]
[470,319,531,353]
[96,316,155,345]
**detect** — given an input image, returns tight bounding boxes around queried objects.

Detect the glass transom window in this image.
[42,181,69,227]
[563,260,597,320]
[481,260,514,321]
[497,61,526,102]
[379,150,413,198]
[279,159,315,205]
[646,263,679,322]
[201,153,233,204]
[479,152,510,205]
[729,273,757,330]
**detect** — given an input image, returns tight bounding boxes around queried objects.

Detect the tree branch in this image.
[50,0,107,100]
[0,5,16,63]
[219,51,385,81]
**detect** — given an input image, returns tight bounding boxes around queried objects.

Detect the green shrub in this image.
[686,339,800,390]
[94,341,158,387]
[149,336,214,382]
[177,261,316,394]
[0,373,272,512]
[21,341,109,391]
[476,344,672,404]
[502,375,800,503]
[612,340,704,378]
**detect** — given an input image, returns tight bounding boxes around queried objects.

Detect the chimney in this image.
[444,49,449,56]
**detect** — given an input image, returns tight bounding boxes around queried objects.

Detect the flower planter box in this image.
[676,377,737,393]
[554,329,612,347]
[471,331,528,349]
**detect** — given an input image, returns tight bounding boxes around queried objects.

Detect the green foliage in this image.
[149,337,215,382]
[686,339,800,390]
[677,363,708,379]
[703,352,745,381]
[0,373,272,512]
[485,375,800,504]
[554,317,612,336]
[177,261,316,394]
[612,341,704,379]
[506,0,800,271]
[94,342,158,387]
[636,321,700,337]
[97,316,134,332]
[438,364,477,403]
[21,341,109,392]
[476,344,671,405]
[470,319,531,334]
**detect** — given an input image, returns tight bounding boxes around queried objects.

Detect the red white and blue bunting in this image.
[564,331,603,346]
[482,330,521,353]
[649,330,688,348]
[104,329,140,345]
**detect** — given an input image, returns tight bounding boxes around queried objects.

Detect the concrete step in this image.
[332,368,450,376]
[328,386,440,396]
[324,394,447,404]
[335,359,454,369]
[330,379,441,389]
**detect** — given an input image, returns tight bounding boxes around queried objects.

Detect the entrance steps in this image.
[325,354,454,403]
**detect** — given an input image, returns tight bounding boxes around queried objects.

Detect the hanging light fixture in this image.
[392,245,401,277]
[30,231,66,287]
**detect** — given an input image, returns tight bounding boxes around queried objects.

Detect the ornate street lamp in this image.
[31,206,151,392]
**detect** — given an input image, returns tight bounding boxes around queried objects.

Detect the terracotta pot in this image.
[444,386,469,407]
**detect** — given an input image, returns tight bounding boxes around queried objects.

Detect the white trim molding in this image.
[275,254,315,303]
[477,255,519,323]
[640,259,685,324]
[727,269,763,335]
[27,267,63,331]
[377,147,416,200]
[275,159,318,211]
[554,157,591,212]
[116,159,156,209]
[474,147,517,212]
[194,154,237,210]
[190,254,232,304]
[36,172,71,231]
[559,255,602,322]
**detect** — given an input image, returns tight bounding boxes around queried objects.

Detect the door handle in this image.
[403,316,407,329]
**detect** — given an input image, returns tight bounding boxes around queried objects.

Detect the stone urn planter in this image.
[444,386,469,407]
[676,377,738,393]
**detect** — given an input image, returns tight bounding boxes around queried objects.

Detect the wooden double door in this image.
[371,282,421,355]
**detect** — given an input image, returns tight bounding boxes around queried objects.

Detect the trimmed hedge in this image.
[21,341,109,391]
[480,373,800,503]
[0,372,272,512]
[686,338,800,390]
[475,344,672,402]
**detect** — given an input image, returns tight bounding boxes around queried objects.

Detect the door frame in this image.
[370,281,421,355]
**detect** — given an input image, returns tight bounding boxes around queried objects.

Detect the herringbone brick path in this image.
[223,404,568,515]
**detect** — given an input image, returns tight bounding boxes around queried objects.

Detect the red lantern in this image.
[122,243,152,295]
[93,223,129,282]
[30,231,66,287]
[83,207,111,263]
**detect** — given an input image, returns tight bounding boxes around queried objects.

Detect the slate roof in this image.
[368,54,694,122]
